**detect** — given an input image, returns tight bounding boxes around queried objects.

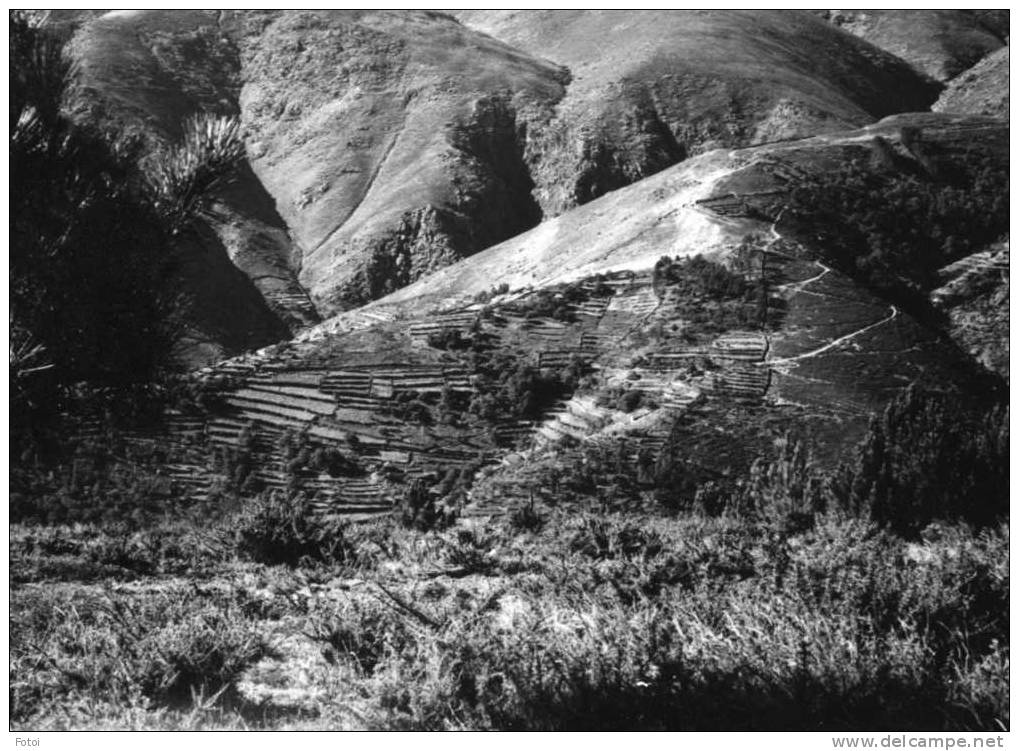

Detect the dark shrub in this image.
[234,491,347,566]
[833,386,1009,536]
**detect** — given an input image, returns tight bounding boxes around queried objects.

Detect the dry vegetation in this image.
[10,389,1009,731]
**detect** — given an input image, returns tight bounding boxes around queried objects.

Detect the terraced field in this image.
[76,206,993,524]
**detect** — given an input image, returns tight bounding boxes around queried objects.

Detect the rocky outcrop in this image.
[934,46,1009,118]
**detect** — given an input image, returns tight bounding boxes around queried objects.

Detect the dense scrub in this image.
[468,349,589,422]
[655,387,1009,535]
[11,500,1008,730]
[356,515,1007,731]
[10,386,1008,730]
[786,147,1008,315]
[835,387,1009,536]
[653,254,771,333]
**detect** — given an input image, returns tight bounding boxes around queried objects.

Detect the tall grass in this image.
[10,586,272,728]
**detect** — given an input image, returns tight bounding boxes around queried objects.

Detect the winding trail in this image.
[767,305,899,371]
[776,261,830,295]
[758,207,899,372]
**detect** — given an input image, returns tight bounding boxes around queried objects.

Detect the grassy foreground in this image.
[10,486,1008,731]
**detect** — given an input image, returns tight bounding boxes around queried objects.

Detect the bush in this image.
[307,597,415,676]
[426,329,472,351]
[652,254,768,333]
[654,254,749,298]
[469,350,586,422]
[616,390,644,413]
[234,491,348,566]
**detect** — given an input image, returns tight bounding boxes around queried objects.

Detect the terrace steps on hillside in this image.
[571,298,612,318]
[696,194,751,217]
[164,410,206,434]
[265,291,319,317]
[534,396,612,447]
[538,350,591,368]
[493,421,535,445]
[939,249,1010,279]
[320,372,373,396]
[208,417,252,445]
[605,290,660,316]
[708,365,771,399]
[224,395,320,426]
[520,319,572,342]
[409,312,479,341]
[710,332,768,361]
[235,385,337,413]
[581,331,618,349]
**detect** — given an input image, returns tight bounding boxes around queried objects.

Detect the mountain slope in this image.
[318,113,1003,321]
[232,10,567,313]
[934,46,1010,118]
[66,10,319,341]
[176,112,998,517]
[452,9,942,215]
[63,9,569,318]
[815,10,1007,82]
[61,9,949,323]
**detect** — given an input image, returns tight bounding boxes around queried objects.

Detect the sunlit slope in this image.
[934,46,1009,119]
[814,10,1007,82]
[232,10,567,313]
[453,9,941,214]
[333,113,1001,325]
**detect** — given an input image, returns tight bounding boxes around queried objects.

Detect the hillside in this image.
[320,113,1005,317]
[128,112,1003,522]
[934,46,1010,118]
[815,10,1008,81]
[62,9,569,321]
[932,240,1010,380]
[66,10,319,345]
[60,9,947,324]
[452,9,942,215]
